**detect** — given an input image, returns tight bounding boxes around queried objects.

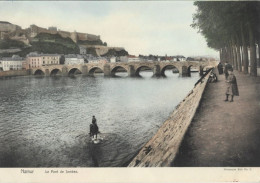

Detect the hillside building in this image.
[115,55,143,62]
[48,26,57,31]
[88,57,108,64]
[79,46,87,55]
[117,56,128,62]
[64,54,84,65]
[26,52,60,69]
[0,21,21,33]
[176,55,186,61]
[110,57,116,63]
[128,55,141,62]
[0,55,25,71]
[28,24,100,43]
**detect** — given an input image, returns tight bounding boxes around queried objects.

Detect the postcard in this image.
[0,1,260,182]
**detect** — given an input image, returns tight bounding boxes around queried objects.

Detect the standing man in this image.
[225,68,239,102]
[90,115,99,139]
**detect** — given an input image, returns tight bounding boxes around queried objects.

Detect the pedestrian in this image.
[224,68,239,102]
[217,62,224,75]
[224,62,232,80]
[90,115,99,139]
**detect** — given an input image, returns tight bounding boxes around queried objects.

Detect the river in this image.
[0,71,200,167]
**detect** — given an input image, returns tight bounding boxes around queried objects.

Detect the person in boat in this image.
[90,116,99,139]
[225,68,239,102]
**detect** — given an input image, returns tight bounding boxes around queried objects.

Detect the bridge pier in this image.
[128,65,135,77]
[81,65,88,76]
[45,69,50,76]
[153,65,161,77]
[199,66,203,76]
[28,69,33,75]
[187,66,191,77]
[62,66,69,76]
[179,66,190,77]
[103,64,111,77]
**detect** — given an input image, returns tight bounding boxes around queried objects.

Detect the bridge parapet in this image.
[30,61,216,77]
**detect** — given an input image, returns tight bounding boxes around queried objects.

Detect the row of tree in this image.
[192,1,260,76]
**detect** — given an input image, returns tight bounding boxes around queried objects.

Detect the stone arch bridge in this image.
[30,61,217,77]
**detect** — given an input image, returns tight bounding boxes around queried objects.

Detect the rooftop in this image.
[65,54,83,59]
[27,53,61,57]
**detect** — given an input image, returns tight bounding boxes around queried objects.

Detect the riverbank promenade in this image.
[173,69,260,166]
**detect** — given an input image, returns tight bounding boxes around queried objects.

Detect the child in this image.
[225,68,239,102]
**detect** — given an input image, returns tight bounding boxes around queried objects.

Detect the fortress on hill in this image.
[29,25,101,43]
[0,21,126,56]
[0,21,100,43]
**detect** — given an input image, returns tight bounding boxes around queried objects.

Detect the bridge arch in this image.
[160,65,179,77]
[68,68,82,75]
[88,67,104,76]
[111,66,128,77]
[50,68,62,76]
[34,69,45,76]
[135,65,153,77]
[187,65,200,76]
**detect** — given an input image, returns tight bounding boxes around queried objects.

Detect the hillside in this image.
[78,39,105,46]
[0,31,128,58]
[101,48,128,57]
[0,39,26,49]
[0,33,80,57]
[30,33,80,54]
[0,21,129,57]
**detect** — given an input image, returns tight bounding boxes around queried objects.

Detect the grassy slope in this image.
[0,39,26,49]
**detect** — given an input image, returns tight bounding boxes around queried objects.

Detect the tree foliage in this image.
[192,1,260,76]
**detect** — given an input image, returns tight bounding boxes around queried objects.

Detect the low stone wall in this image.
[0,70,29,78]
[128,71,211,167]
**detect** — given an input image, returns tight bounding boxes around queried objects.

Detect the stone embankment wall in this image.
[0,70,29,78]
[128,71,211,167]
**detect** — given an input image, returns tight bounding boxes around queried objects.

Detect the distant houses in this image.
[0,51,212,72]
[110,56,116,63]
[87,55,108,64]
[0,55,25,71]
[173,56,186,61]
[186,56,215,61]
[25,52,60,69]
[79,46,87,55]
[128,55,142,62]
[64,54,84,65]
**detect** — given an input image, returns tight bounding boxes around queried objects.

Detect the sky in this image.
[0,1,219,58]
